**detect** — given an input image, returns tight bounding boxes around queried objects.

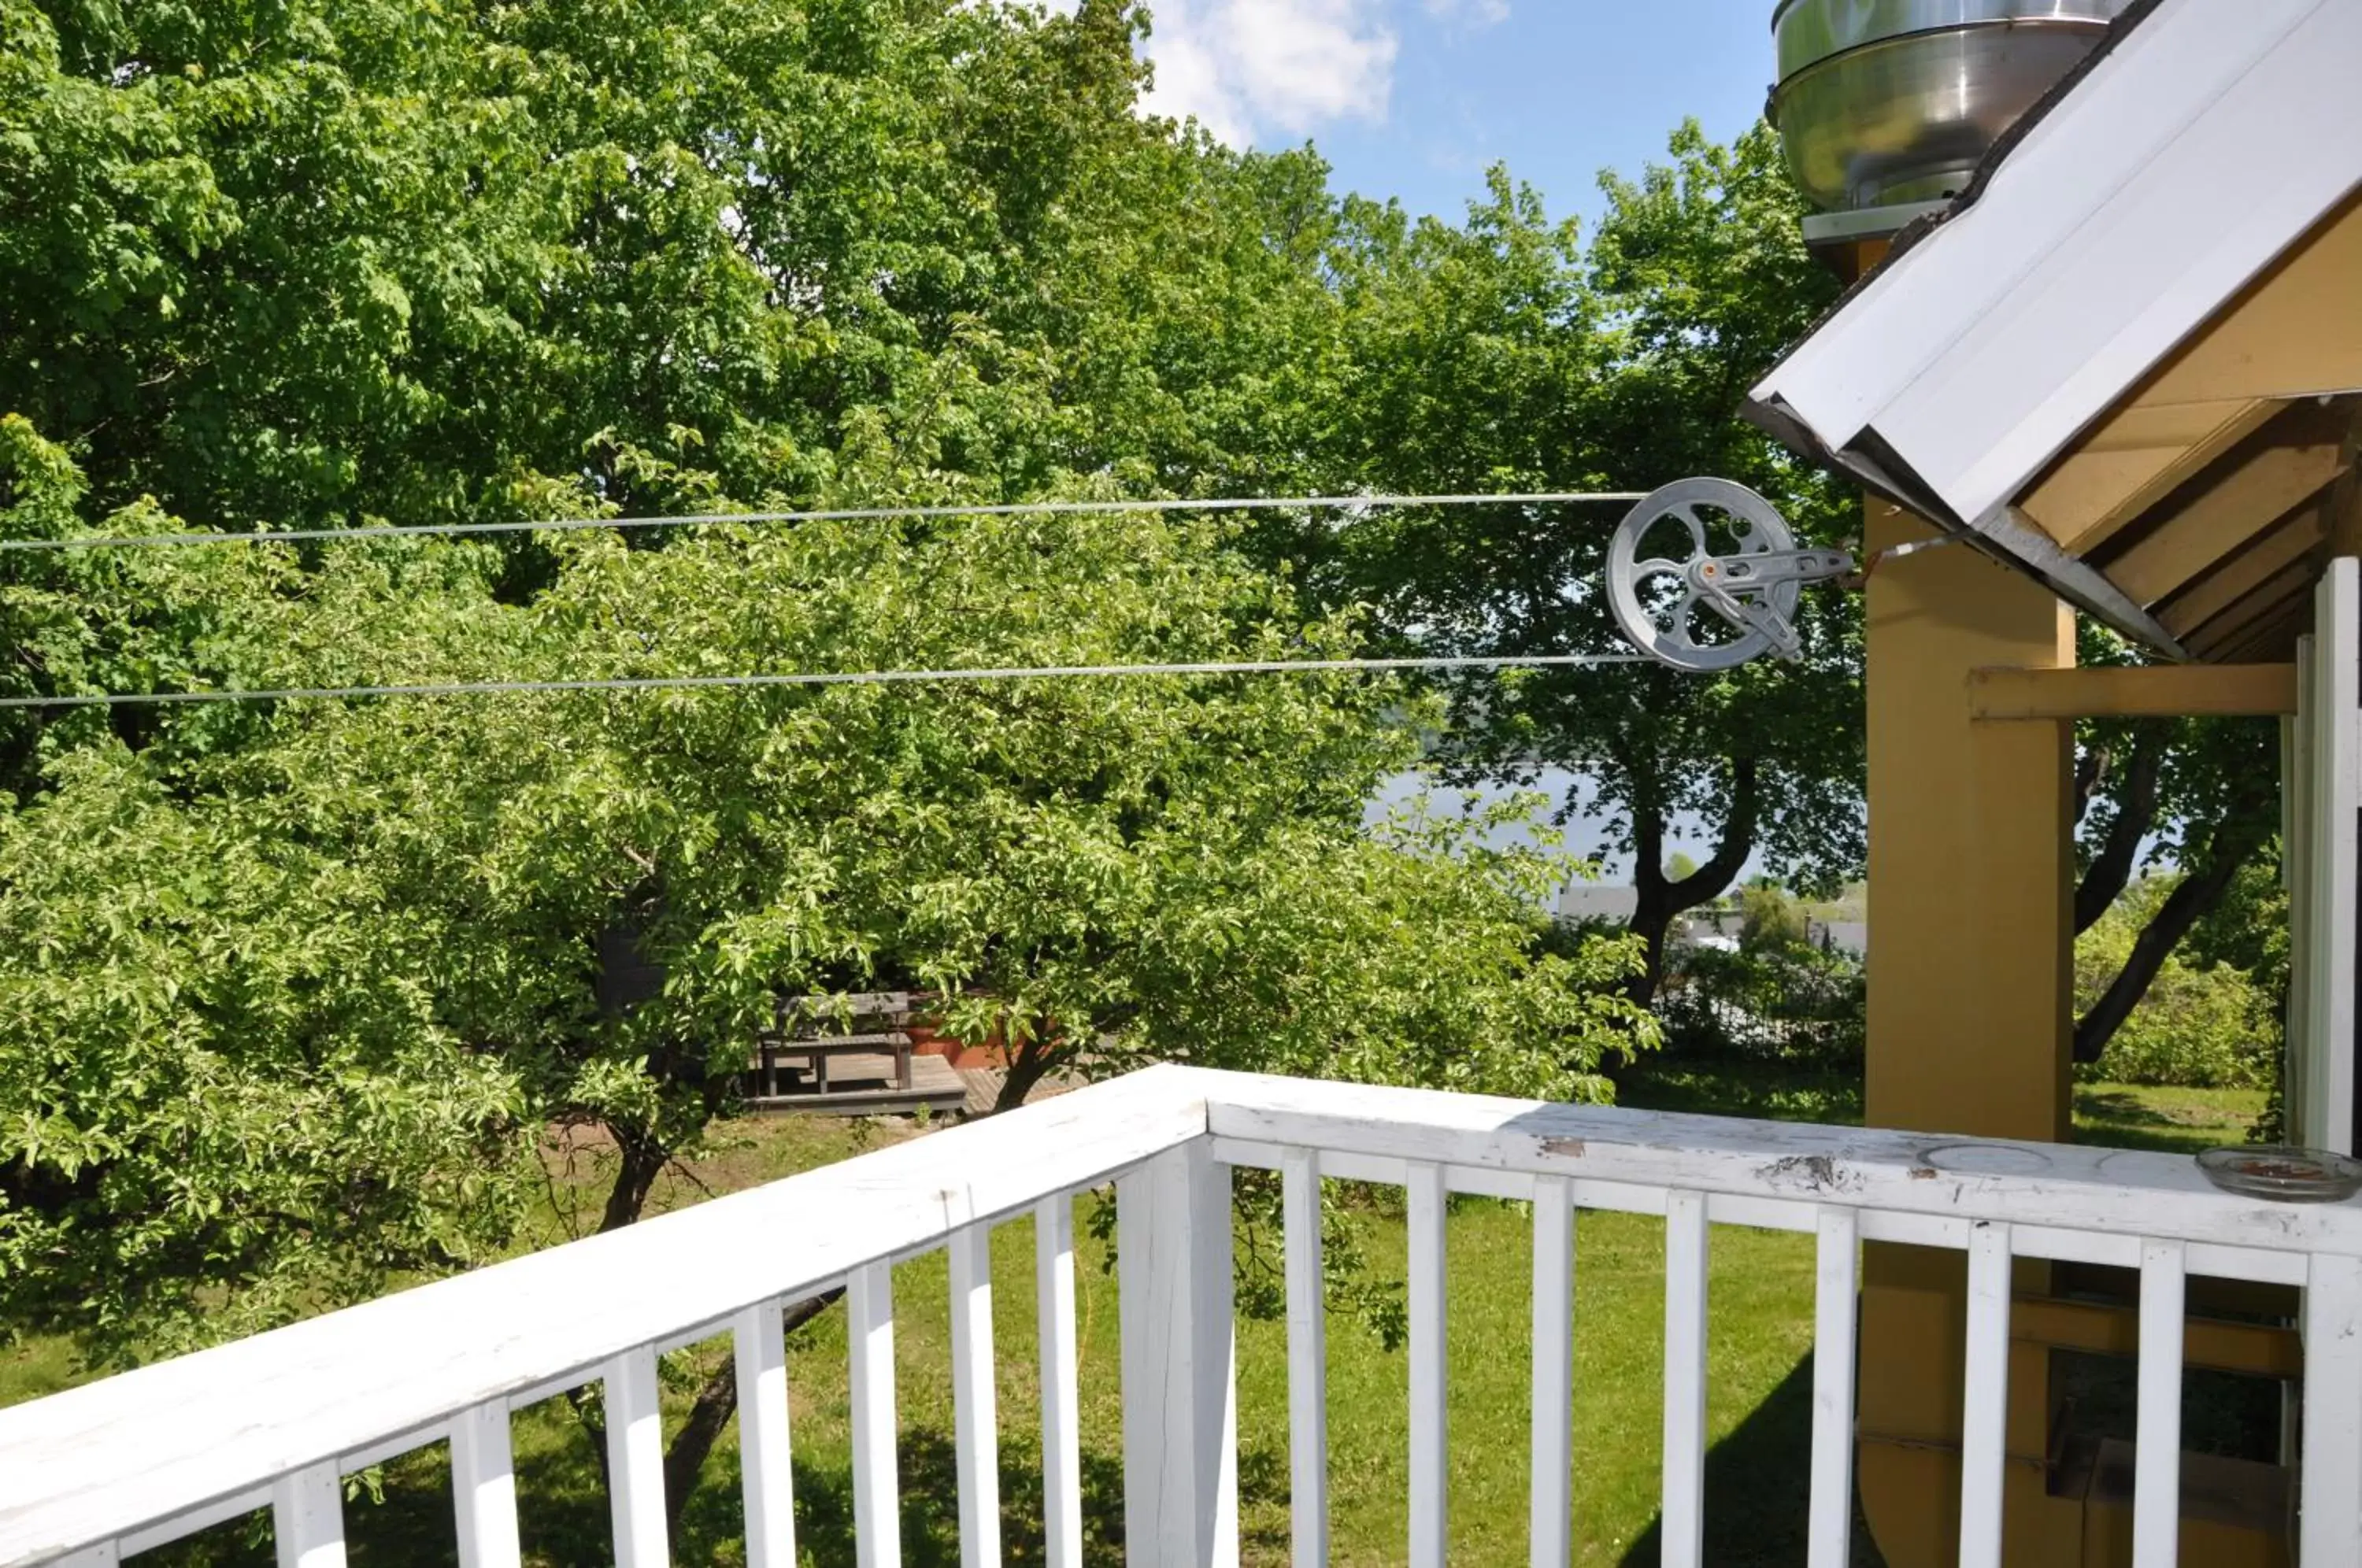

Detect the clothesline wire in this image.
[0,490,1651,555]
[0,654,1652,712]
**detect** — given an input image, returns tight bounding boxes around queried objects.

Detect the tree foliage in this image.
[2076,876,2279,1090]
[2,0,1851,1381]
[0,416,1648,1361]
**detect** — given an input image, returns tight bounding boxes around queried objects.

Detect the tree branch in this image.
[2074,736,2162,936]
[1622,755,1760,1005]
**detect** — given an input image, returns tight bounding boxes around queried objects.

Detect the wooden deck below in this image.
[742,1050,968,1118]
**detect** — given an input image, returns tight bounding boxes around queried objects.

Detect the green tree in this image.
[0,440,1650,1507]
[1739,882,1809,955]
[1289,124,1860,1005]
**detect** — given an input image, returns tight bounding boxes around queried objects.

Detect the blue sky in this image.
[1124,0,1778,228]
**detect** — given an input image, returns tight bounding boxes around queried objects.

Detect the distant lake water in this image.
[1365,767,1764,896]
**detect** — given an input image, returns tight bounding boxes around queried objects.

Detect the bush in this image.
[1739,883,1811,953]
[1656,940,1865,1070]
[2076,878,2279,1089]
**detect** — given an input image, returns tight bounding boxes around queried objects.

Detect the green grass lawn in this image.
[4,1065,2264,1566]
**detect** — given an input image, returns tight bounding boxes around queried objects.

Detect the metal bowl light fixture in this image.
[1770,0,2135,217]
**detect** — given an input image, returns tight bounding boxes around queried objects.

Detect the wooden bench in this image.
[753,992,916,1098]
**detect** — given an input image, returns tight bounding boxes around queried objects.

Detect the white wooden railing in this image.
[6,1066,2362,1567]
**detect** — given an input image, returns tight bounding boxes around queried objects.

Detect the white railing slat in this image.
[271,1462,346,1568]
[1807,1207,1858,1568]
[950,1224,1004,1568]
[1407,1160,1449,1568]
[849,1261,902,1568]
[1529,1175,1574,1568]
[450,1400,521,1568]
[1283,1148,1331,1568]
[1117,1141,1239,1568]
[733,1300,796,1568]
[1660,1190,1709,1568]
[2303,1252,2362,1565]
[1035,1195,1085,1568]
[2133,1239,2186,1567]
[606,1347,670,1568]
[50,1547,117,1567]
[1957,1222,2012,1568]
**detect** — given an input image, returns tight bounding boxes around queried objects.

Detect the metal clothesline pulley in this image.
[1605,479,1854,672]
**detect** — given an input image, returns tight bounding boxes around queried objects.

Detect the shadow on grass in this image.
[2071,1087,2242,1156]
[1616,1352,1887,1568]
[143,1409,1284,1567]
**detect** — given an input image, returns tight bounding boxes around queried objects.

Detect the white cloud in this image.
[1136,0,1400,146]
[1422,0,1509,26]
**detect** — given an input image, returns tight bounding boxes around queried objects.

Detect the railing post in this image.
[605,1346,670,1568]
[950,1223,1004,1568]
[2303,1252,2362,1564]
[1660,1190,1709,1568]
[1807,1207,1859,1568]
[734,1300,796,1568]
[849,1261,902,1568]
[1282,1148,1331,1568]
[271,1463,346,1568]
[1037,1195,1086,1568]
[1957,1222,2012,1568]
[451,1400,522,1568]
[2133,1241,2186,1568]
[1117,1139,1238,1568]
[1406,1161,1449,1568]
[1529,1175,1575,1568]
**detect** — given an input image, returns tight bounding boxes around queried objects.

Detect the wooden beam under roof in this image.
[2088,398,2352,609]
[2157,497,2327,640]
[2180,557,2322,661]
[2186,563,2319,663]
[2020,398,2285,556]
[1969,664,2298,722]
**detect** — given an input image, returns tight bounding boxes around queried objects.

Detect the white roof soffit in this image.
[1749,0,2362,653]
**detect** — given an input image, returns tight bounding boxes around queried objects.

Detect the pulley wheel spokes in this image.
[1605,479,1852,672]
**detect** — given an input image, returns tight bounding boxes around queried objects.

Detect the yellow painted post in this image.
[1857,499,2084,1568]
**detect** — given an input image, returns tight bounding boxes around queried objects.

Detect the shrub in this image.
[2076,878,2279,1089]
[1657,939,1865,1070]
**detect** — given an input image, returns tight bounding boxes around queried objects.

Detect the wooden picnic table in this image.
[753,992,916,1098]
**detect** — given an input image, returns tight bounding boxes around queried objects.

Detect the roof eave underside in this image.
[1746,0,2362,658]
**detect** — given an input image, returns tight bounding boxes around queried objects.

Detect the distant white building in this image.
[1557,882,1868,958]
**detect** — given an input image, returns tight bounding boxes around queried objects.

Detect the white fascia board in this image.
[1754,0,2360,531]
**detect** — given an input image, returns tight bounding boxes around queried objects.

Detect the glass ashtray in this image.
[2197,1146,2362,1204]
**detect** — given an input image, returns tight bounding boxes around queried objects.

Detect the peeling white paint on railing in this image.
[6,1066,2362,1567]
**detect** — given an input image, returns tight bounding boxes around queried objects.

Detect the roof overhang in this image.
[1748,0,2362,659]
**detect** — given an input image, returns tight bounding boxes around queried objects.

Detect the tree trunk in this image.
[2073,735,2163,935]
[2074,817,2265,1064]
[995,1031,1061,1114]
[600,1129,669,1237]
[1622,754,1762,1006]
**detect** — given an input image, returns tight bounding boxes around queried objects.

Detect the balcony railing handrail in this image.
[0,1065,1209,1568]
[7,1063,2362,1568]
[1198,1072,2362,1264]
